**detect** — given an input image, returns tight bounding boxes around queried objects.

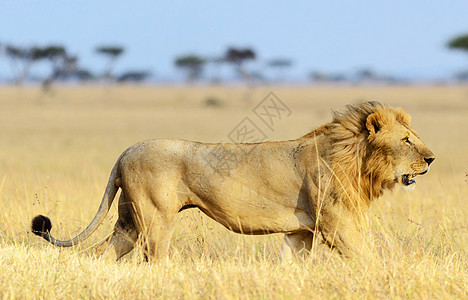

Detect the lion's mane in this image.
[303,101,412,213]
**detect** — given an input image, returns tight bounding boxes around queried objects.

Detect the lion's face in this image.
[387,122,435,190]
[366,108,435,191]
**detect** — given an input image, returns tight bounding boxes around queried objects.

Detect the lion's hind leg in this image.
[138,212,176,262]
[96,193,139,261]
[128,188,179,262]
[96,225,138,261]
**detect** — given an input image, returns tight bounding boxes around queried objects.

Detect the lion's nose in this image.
[424,157,435,166]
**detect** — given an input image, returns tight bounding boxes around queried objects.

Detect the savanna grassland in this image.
[0,85,467,299]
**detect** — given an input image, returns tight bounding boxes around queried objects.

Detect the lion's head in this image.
[315,101,435,208]
[364,103,435,191]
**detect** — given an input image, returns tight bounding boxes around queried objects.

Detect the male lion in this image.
[31,101,435,260]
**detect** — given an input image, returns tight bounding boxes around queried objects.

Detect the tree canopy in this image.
[448,34,468,51]
[95,45,125,80]
[174,55,206,82]
[224,47,256,82]
[117,71,151,83]
[96,46,124,57]
[267,58,292,68]
[225,48,256,66]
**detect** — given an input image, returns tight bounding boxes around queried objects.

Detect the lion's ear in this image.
[366,112,389,135]
[394,108,411,126]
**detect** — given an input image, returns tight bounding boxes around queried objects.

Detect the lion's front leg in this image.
[318,206,366,258]
[281,231,314,261]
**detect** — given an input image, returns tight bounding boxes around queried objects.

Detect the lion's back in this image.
[119,139,192,173]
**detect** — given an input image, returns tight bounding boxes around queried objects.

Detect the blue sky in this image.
[1,1,467,81]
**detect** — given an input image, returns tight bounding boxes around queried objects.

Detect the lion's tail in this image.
[30,155,122,247]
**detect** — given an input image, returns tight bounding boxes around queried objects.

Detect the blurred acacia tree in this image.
[4,45,43,85]
[69,69,95,82]
[117,71,151,83]
[95,46,125,81]
[174,55,206,82]
[224,47,256,82]
[267,58,292,82]
[40,45,78,91]
[447,34,468,81]
[448,34,468,52]
[3,44,77,89]
[224,47,257,102]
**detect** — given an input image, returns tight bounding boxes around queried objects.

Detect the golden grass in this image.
[0,85,467,298]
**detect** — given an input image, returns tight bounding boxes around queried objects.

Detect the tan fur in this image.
[32,101,435,260]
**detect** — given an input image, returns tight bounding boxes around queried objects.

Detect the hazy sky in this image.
[1,1,467,81]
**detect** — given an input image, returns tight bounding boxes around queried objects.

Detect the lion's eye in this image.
[403,138,412,145]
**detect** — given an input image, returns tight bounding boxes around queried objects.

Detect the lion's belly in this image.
[198,203,315,234]
[180,175,314,234]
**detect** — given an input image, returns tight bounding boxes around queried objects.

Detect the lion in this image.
[31,101,435,261]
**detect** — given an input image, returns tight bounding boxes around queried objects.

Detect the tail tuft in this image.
[31,215,52,237]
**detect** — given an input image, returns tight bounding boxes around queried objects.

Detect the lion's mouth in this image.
[401,170,428,186]
[402,174,416,186]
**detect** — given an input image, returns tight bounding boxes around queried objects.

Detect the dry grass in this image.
[0,85,467,298]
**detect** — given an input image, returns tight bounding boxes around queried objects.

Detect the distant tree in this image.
[356,68,378,81]
[95,45,125,80]
[4,45,43,85]
[224,47,256,82]
[310,71,346,83]
[40,45,78,91]
[117,71,151,83]
[174,54,206,82]
[355,68,396,84]
[447,34,468,53]
[267,58,292,82]
[448,34,468,81]
[69,69,95,82]
[310,71,329,82]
